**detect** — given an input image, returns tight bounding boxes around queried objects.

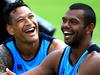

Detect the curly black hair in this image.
[3,0,30,25]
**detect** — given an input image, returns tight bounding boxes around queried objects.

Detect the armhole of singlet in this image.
[87,44,100,53]
[77,44,100,73]
[46,38,55,54]
[57,47,67,75]
[39,32,54,55]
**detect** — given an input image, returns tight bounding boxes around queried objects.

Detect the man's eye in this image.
[29,14,34,19]
[62,19,66,23]
[70,19,79,25]
[17,19,24,22]
[62,18,67,23]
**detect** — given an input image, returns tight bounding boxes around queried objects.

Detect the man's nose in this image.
[25,18,33,25]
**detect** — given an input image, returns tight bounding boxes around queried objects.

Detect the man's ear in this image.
[6,24,14,35]
[86,23,95,34]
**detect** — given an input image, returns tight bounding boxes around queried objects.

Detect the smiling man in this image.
[0,1,67,74]
[2,2,100,75]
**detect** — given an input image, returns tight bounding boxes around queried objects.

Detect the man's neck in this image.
[70,38,92,65]
[15,38,40,60]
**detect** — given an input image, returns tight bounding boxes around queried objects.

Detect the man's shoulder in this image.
[46,49,64,61]
[78,51,100,75]
[51,39,67,48]
[0,44,10,57]
[88,44,100,53]
[48,38,67,53]
[0,44,13,70]
[0,44,5,52]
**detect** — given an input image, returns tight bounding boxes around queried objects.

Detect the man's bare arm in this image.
[78,51,100,75]
[1,49,63,75]
[0,44,13,72]
[0,56,6,73]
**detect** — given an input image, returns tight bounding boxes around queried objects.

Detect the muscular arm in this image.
[0,44,13,72]
[78,51,100,75]
[21,50,63,75]
[0,56,6,73]
[1,48,63,75]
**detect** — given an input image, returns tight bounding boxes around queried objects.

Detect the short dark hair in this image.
[69,3,96,27]
[3,0,30,25]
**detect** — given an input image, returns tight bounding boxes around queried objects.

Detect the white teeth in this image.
[64,31,71,34]
[25,28,34,32]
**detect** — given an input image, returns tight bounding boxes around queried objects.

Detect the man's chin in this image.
[65,42,75,47]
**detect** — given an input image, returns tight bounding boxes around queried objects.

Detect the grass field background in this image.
[24,0,100,46]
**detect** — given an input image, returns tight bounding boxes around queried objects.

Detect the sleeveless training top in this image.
[58,44,100,75]
[3,33,54,74]
[69,44,100,75]
[58,46,88,75]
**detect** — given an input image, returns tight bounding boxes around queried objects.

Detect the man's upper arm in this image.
[21,50,62,75]
[78,51,100,75]
[0,56,6,73]
[0,44,13,72]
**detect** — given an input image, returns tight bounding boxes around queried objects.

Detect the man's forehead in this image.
[65,9,84,15]
[63,9,85,19]
[10,6,32,20]
[10,6,31,15]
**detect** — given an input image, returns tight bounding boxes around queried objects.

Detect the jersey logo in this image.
[17,64,23,71]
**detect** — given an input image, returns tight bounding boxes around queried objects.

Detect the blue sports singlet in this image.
[58,44,100,75]
[69,44,100,75]
[3,33,54,74]
[58,46,88,75]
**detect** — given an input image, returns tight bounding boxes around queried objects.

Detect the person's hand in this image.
[0,72,8,75]
[6,68,16,75]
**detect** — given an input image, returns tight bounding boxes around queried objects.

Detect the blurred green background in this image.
[24,0,100,46]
